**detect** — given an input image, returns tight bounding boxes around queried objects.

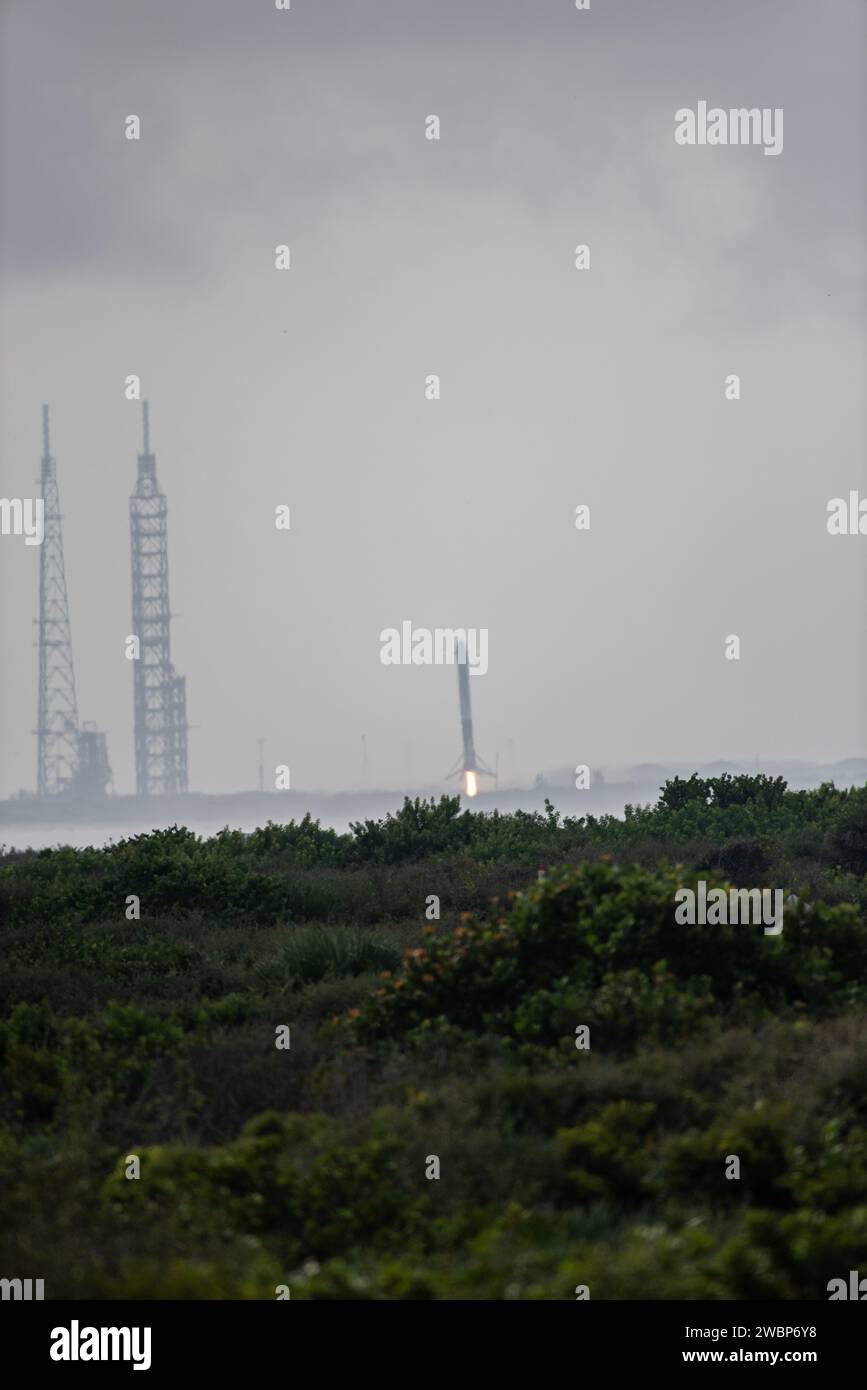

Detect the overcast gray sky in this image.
[1,0,865,798]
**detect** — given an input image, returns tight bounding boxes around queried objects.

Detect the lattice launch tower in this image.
[130,401,188,795]
[35,407,112,798]
[35,405,79,795]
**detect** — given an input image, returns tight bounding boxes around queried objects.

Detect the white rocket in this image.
[447,637,494,797]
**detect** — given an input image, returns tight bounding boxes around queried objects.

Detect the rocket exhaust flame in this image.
[464,769,478,798]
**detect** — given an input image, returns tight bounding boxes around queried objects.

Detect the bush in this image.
[347,861,867,1044]
[556,1101,658,1203]
[101,1111,428,1261]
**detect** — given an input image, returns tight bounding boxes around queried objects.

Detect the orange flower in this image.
[421,973,434,983]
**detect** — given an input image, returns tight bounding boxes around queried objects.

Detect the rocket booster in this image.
[457,656,478,772]
[448,635,491,796]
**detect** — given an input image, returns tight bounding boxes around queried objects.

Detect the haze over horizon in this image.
[1,0,865,803]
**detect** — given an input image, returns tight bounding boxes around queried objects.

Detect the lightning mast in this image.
[130,401,188,795]
[35,405,80,795]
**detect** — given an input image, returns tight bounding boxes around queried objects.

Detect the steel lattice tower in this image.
[36,405,80,796]
[130,401,188,795]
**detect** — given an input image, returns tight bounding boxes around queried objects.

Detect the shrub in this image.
[347,861,867,1044]
[556,1101,658,1203]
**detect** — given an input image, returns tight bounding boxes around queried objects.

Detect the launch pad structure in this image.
[29,398,189,803]
[130,401,188,796]
[35,406,111,799]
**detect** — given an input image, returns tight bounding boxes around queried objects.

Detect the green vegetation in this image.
[0,777,865,1299]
